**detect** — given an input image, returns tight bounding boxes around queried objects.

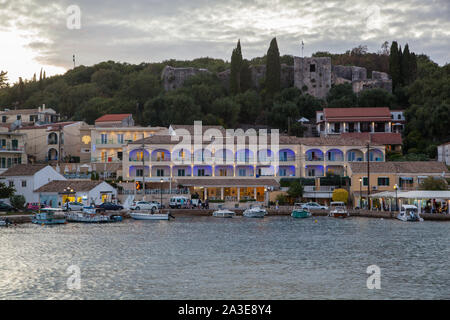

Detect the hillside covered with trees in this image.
[0,39,448,159]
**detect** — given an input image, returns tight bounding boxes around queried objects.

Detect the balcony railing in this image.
[91,157,122,163]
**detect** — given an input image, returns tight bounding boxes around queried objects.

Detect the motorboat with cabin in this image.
[328,202,350,218]
[65,207,123,223]
[243,205,267,218]
[291,203,312,219]
[397,205,423,222]
[212,205,235,218]
[32,208,66,225]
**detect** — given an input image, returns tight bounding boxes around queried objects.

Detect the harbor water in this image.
[0,216,449,299]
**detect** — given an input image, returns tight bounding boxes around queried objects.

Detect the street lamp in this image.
[264,187,268,208]
[394,184,398,212]
[359,178,362,209]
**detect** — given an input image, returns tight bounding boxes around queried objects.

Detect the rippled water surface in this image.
[0,216,449,299]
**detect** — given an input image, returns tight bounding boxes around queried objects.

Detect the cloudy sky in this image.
[1,0,449,83]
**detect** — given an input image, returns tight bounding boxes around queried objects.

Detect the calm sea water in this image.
[0,216,449,300]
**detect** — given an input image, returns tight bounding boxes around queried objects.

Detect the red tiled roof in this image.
[341,132,403,145]
[349,162,449,174]
[19,122,76,130]
[95,114,132,122]
[323,107,391,122]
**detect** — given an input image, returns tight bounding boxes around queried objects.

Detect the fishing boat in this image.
[397,205,423,222]
[328,202,349,218]
[32,208,66,225]
[0,218,11,227]
[291,203,312,218]
[66,207,121,223]
[243,206,266,218]
[212,209,235,218]
[129,211,173,221]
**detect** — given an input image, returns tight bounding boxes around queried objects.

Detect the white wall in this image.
[88,182,117,205]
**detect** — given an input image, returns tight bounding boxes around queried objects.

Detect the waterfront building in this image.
[0,127,27,174]
[88,114,167,179]
[122,124,386,202]
[316,107,405,136]
[438,142,450,166]
[16,121,86,163]
[0,105,60,126]
[341,132,403,153]
[0,164,66,203]
[35,180,117,207]
[348,161,450,208]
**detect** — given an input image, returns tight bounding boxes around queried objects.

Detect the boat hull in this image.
[397,214,423,222]
[212,212,234,218]
[243,211,266,218]
[291,210,311,218]
[130,212,170,220]
[32,219,66,225]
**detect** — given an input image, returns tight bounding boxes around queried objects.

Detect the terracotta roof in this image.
[0,164,48,177]
[323,107,391,122]
[170,125,226,135]
[349,162,450,174]
[297,136,384,147]
[341,132,403,145]
[95,114,132,122]
[175,178,280,188]
[0,108,57,115]
[35,180,105,193]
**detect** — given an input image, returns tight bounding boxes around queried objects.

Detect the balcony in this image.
[91,157,122,163]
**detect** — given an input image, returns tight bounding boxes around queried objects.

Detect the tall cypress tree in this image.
[409,52,417,83]
[402,44,411,85]
[389,41,401,90]
[266,37,281,96]
[230,40,243,95]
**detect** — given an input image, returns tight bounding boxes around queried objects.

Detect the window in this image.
[219,169,227,177]
[310,64,316,72]
[136,169,144,177]
[156,169,165,177]
[378,177,390,186]
[7,158,11,168]
[238,169,246,177]
[279,169,287,177]
[177,169,185,177]
[1,116,6,123]
[0,158,5,168]
[117,152,123,161]
[197,169,205,177]
[101,152,107,162]
[8,181,14,187]
[101,134,108,144]
[21,180,27,187]
[398,114,401,120]
[117,134,124,144]
[17,115,21,120]
[362,177,368,186]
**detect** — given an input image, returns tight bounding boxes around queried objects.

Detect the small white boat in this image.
[243,206,267,218]
[328,202,349,218]
[212,209,235,218]
[397,205,423,222]
[0,219,10,227]
[66,211,111,223]
[130,212,171,221]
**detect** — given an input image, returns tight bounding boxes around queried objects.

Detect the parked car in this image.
[149,201,163,209]
[26,202,47,211]
[301,202,328,210]
[130,201,158,211]
[169,197,189,209]
[64,202,84,211]
[95,202,124,211]
[0,201,18,212]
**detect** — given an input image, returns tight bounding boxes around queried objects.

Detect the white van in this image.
[169,196,189,209]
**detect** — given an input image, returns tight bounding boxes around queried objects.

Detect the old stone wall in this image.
[294,57,332,99]
[161,66,210,91]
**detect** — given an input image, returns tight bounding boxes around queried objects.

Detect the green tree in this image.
[0,182,15,199]
[401,44,411,85]
[0,71,8,88]
[265,38,281,96]
[419,177,448,191]
[332,189,349,204]
[10,195,26,210]
[287,181,304,202]
[389,41,402,90]
[230,40,243,95]
[326,84,357,108]
[357,88,395,107]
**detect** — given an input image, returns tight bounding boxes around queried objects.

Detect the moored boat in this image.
[32,208,66,225]
[328,202,349,218]
[212,209,235,218]
[291,204,311,218]
[66,207,123,223]
[0,218,11,227]
[397,205,423,222]
[243,206,266,218]
[130,211,171,221]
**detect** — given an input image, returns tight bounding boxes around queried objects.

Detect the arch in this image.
[278,166,296,177]
[48,132,58,145]
[129,149,150,162]
[305,149,324,161]
[172,148,191,162]
[151,149,171,162]
[48,148,58,161]
[214,148,234,164]
[305,165,324,177]
[346,149,364,162]
[129,166,150,177]
[235,149,254,163]
[215,165,234,177]
[193,149,212,163]
[367,149,384,162]
[257,149,274,163]
[279,149,295,162]
[326,149,344,161]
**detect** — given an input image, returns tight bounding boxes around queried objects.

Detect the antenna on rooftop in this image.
[73,54,76,68]
[301,40,304,58]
